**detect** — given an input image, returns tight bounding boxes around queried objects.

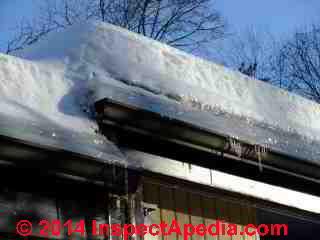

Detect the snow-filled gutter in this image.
[94,85,320,197]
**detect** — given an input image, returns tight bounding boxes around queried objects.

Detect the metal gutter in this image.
[94,97,320,195]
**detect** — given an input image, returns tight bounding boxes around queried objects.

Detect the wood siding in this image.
[0,169,258,240]
[143,178,258,240]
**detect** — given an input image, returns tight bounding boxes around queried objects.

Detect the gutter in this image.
[94,97,320,195]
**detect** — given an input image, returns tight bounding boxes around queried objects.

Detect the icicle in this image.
[255,145,268,172]
[229,138,242,157]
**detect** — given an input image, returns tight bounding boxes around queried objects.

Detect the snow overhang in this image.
[6,21,320,186]
[94,83,320,196]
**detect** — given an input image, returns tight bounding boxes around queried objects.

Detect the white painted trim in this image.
[124,149,320,214]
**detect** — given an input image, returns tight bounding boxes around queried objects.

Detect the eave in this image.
[94,86,320,196]
[0,105,319,220]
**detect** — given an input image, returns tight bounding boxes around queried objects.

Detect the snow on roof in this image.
[2,20,320,213]
[1,20,320,164]
[16,21,320,144]
[0,37,125,163]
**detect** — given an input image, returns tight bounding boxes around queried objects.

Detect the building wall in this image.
[0,173,108,239]
[1,166,317,240]
[143,177,258,240]
[0,171,259,240]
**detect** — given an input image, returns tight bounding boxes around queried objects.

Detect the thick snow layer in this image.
[15,21,320,144]
[2,20,320,165]
[0,53,124,163]
[0,54,93,132]
[2,21,320,213]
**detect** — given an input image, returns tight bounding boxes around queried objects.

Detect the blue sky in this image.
[0,0,38,30]
[215,0,320,35]
[0,0,40,49]
[0,0,319,50]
